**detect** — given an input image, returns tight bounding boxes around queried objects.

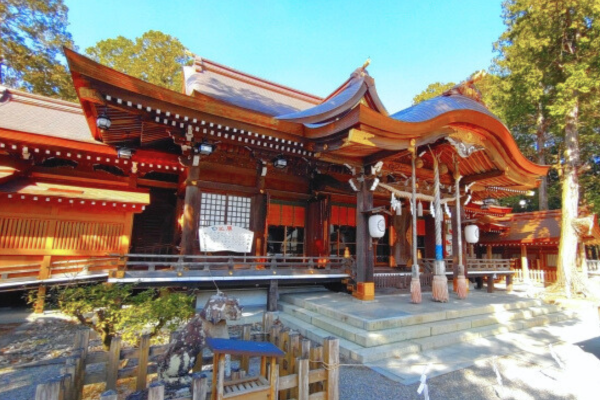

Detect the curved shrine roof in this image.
[390,94,501,124]
[184,58,322,116]
[276,64,388,125]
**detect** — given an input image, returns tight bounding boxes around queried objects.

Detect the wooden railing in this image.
[420,258,512,274]
[0,257,119,286]
[514,268,557,285]
[114,254,352,273]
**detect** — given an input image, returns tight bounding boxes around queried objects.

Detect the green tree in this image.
[0,0,76,100]
[85,30,193,92]
[56,284,195,349]
[496,0,600,298]
[412,82,456,105]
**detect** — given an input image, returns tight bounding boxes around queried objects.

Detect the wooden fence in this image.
[35,313,340,400]
[514,268,557,285]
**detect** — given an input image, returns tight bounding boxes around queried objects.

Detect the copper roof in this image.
[0,86,99,144]
[391,95,501,124]
[0,178,150,205]
[276,65,388,125]
[184,57,322,116]
[480,210,600,246]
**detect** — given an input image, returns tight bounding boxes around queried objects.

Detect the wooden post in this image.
[506,274,513,293]
[301,338,311,359]
[106,336,122,391]
[35,375,69,400]
[34,285,47,314]
[180,165,201,255]
[148,382,165,400]
[263,312,275,333]
[521,245,530,282]
[260,355,267,377]
[487,274,495,293]
[269,357,279,400]
[310,346,324,392]
[356,177,374,283]
[216,354,225,400]
[62,352,82,400]
[136,334,150,391]
[324,337,339,400]
[191,373,209,400]
[73,330,89,400]
[211,352,219,400]
[241,324,251,372]
[298,359,309,400]
[267,279,279,312]
[270,324,282,347]
[100,390,118,400]
[62,360,75,400]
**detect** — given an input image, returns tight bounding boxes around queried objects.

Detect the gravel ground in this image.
[339,341,600,400]
[0,315,81,400]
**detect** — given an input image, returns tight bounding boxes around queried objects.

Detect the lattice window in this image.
[199,193,251,229]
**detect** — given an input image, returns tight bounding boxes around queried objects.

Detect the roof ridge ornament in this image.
[442,70,486,104]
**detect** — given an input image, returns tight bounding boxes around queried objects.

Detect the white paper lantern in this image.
[369,214,386,238]
[465,225,480,243]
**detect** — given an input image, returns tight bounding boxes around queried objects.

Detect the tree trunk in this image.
[536,106,549,210]
[556,98,580,298]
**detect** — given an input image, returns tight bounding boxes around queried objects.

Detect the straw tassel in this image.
[410,277,422,304]
[456,275,468,299]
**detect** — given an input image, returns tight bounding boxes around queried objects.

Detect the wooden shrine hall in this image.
[0,49,549,306]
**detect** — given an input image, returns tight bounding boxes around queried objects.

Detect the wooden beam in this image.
[462,170,504,186]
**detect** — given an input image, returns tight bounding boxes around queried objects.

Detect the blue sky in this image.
[64,0,505,112]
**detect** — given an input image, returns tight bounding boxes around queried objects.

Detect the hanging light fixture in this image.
[117,147,134,159]
[273,155,287,169]
[195,140,214,156]
[96,106,111,131]
[519,199,527,209]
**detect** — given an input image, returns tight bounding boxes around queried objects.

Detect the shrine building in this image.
[0,49,549,308]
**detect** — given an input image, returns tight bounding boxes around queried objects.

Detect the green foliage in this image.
[0,0,77,100]
[85,30,193,92]
[56,284,195,349]
[411,82,455,105]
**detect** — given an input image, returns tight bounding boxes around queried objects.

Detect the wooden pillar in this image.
[392,210,410,266]
[251,193,268,256]
[506,274,513,293]
[486,245,493,260]
[180,165,201,255]
[356,180,374,283]
[487,274,495,293]
[520,245,530,282]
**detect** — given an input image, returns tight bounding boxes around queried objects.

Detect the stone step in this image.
[279,293,546,331]
[279,308,577,363]
[279,300,563,348]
